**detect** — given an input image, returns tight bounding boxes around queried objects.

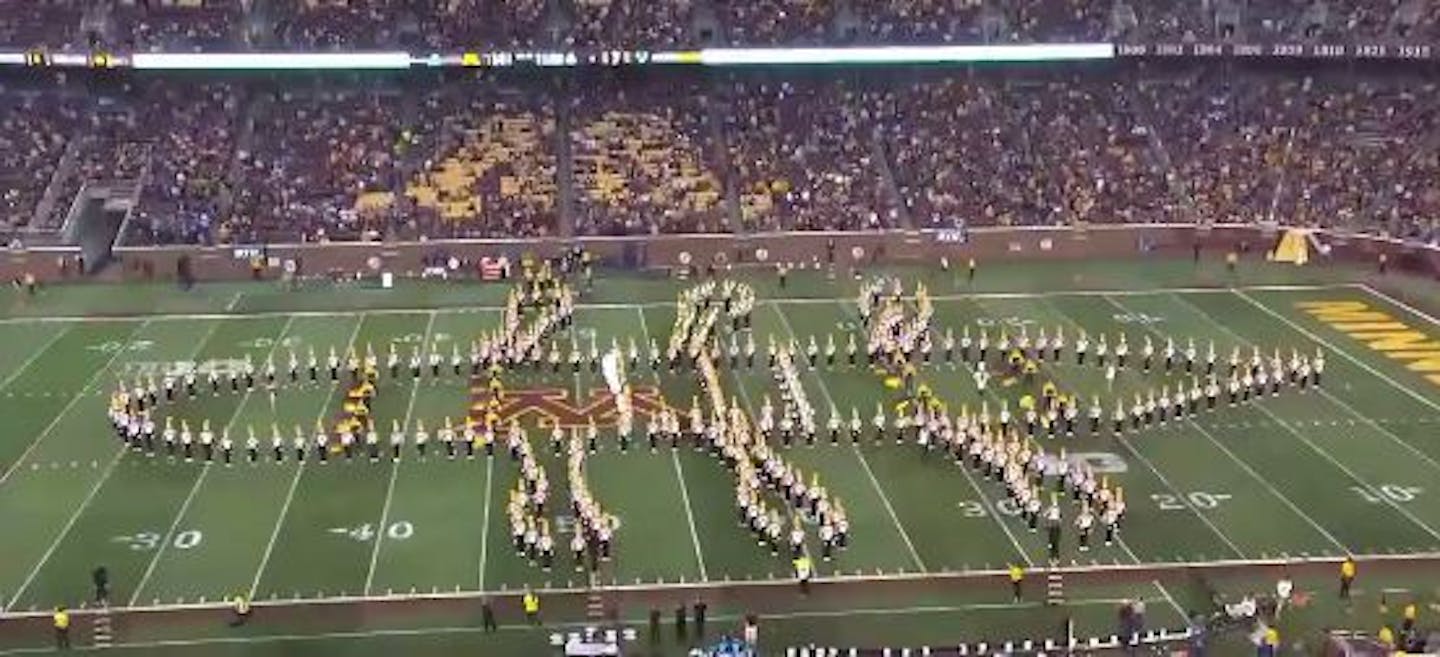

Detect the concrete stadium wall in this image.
[1,225,1436,284]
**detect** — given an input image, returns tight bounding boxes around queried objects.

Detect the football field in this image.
[1,259,1439,654]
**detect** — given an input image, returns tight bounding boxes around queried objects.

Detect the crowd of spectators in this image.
[35,103,153,232]
[115,0,243,52]
[569,0,693,49]
[724,78,901,232]
[569,76,725,235]
[0,0,88,50]
[125,83,239,245]
[401,86,559,239]
[872,75,1050,228]
[852,0,986,44]
[721,0,834,45]
[1,65,1439,245]
[419,0,550,51]
[277,0,411,50]
[0,94,82,231]
[227,88,407,243]
[5,0,1439,50]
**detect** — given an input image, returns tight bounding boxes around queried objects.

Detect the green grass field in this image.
[1,258,1439,655]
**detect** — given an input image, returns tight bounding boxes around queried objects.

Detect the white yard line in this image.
[128,464,211,605]
[1230,288,1440,469]
[0,283,1357,325]
[1098,294,1352,554]
[129,316,300,606]
[3,449,125,612]
[1034,297,1248,561]
[0,325,71,391]
[1233,288,1440,411]
[248,317,367,600]
[249,464,304,600]
[0,596,1153,656]
[1359,284,1440,329]
[364,312,436,595]
[952,447,1036,568]
[634,306,708,581]
[1304,379,1440,473]
[0,320,153,486]
[1150,579,1188,623]
[1250,401,1440,543]
[1187,421,1349,552]
[831,301,1034,567]
[6,317,217,611]
[7,548,1437,619]
[476,455,494,591]
[772,302,927,573]
[1173,292,1440,543]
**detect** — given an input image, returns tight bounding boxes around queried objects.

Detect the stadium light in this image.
[131,52,412,70]
[693,43,1115,65]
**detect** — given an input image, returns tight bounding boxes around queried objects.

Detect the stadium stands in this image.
[126,83,240,245]
[1,0,1439,246]
[0,0,89,50]
[570,75,725,235]
[2,66,1437,245]
[0,94,82,232]
[3,0,1440,49]
[724,78,901,232]
[116,0,244,52]
[402,86,559,239]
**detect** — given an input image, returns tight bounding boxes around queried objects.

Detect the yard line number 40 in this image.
[329,521,415,542]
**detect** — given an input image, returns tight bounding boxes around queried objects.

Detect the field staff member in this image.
[1340,557,1356,600]
[53,607,70,650]
[91,566,109,604]
[522,590,541,626]
[230,594,251,626]
[1009,564,1024,602]
[794,554,813,595]
[481,597,498,633]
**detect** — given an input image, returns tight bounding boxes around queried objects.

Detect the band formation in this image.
[103,264,1328,573]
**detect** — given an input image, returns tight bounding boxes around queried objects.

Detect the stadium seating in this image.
[570,77,725,235]
[1,64,1439,245]
[0,0,88,50]
[3,0,1440,50]
[116,0,244,52]
[0,94,82,232]
[724,78,901,232]
[402,89,559,239]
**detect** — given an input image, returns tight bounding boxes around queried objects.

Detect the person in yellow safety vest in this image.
[794,555,813,595]
[53,607,70,650]
[1403,602,1418,632]
[523,590,541,626]
[230,594,251,627]
[1009,564,1025,602]
[1378,625,1395,649]
[1258,627,1279,657]
[1340,558,1357,600]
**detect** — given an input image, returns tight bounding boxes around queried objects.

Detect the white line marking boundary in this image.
[772,302,928,573]
[0,284,1358,325]
[4,550,1436,620]
[130,316,300,605]
[632,306,709,582]
[364,312,437,594]
[247,316,368,600]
